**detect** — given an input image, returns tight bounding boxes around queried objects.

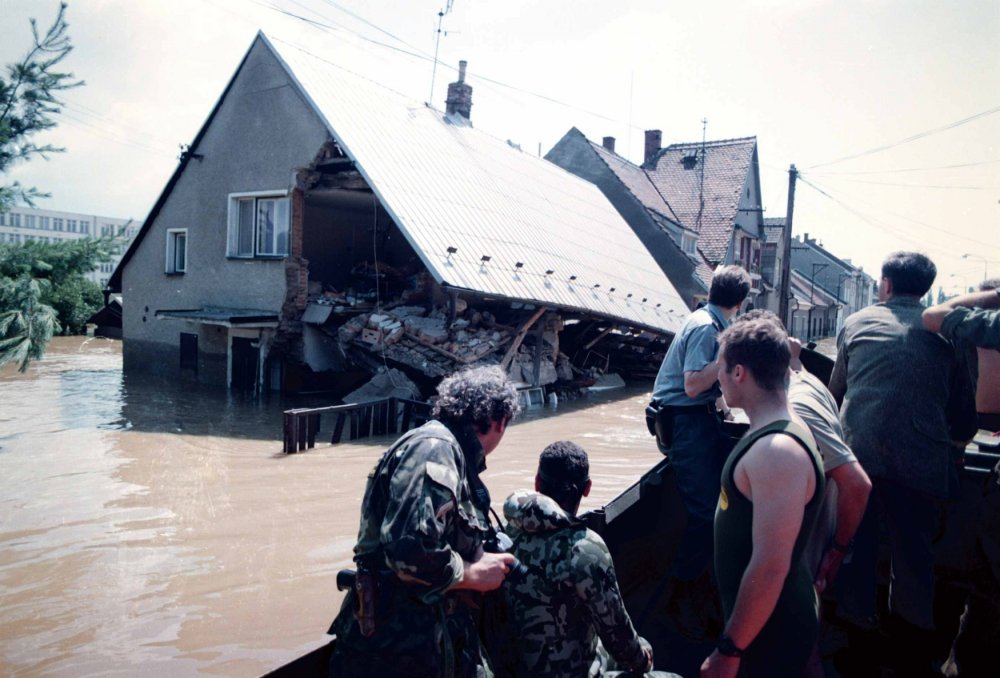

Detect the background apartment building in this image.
[0,206,137,288]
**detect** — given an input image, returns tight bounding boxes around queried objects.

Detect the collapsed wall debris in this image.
[295,267,671,399]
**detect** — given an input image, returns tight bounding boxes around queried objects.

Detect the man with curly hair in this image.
[330,365,521,677]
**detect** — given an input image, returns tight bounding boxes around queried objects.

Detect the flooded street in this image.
[0,337,661,676]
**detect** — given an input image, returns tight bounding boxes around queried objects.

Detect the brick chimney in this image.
[602,136,616,153]
[644,129,662,165]
[445,60,473,121]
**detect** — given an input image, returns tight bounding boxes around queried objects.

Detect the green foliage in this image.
[0,276,59,372]
[0,237,118,369]
[44,273,102,334]
[0,2,83,212]
[0,236,119,283]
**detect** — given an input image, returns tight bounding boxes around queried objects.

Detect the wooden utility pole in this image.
[778,164,798,328]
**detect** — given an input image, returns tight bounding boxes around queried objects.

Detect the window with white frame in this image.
[166,228,187,274]
[227,192,290,258]
[79,220,89,234]
[682,233,697,255]
[53,218,63,231]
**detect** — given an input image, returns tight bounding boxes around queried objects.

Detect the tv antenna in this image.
[429,1,456,106]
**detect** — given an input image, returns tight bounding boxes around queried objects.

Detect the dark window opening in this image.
[180,332,198,371]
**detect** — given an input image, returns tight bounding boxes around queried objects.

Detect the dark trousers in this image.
[659,408,729,581]
[836,476,941,630]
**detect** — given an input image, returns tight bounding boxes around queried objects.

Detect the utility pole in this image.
[778,164,797,328]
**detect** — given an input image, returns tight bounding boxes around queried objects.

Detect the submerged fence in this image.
[282,397,432,453]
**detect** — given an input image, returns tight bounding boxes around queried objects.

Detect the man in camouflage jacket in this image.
[330,366,520,678]
[503,441,674,677]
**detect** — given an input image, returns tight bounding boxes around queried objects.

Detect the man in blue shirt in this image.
[650,264,751,639]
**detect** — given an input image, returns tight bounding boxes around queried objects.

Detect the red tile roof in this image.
[590,142,681,224]
[646,137,757,265]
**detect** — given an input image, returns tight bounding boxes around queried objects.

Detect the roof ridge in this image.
[664,136,757,150]
[586,138,683,225]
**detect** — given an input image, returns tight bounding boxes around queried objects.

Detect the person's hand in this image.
[641,645,654,673]
[701,650,740,678]
[456,552,516,592]
[788,337,804,370]
[814,548,846,594]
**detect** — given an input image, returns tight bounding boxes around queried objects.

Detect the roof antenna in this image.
[697,117,707,231]
[429,1,456,107]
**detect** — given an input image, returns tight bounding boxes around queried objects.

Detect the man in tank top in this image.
[701,316,825,678]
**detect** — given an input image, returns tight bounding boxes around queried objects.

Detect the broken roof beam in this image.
[500,306,547,370]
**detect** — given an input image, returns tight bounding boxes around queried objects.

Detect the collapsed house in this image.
[109,34,691,398]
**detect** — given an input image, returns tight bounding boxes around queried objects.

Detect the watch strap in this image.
[717,633,744,658]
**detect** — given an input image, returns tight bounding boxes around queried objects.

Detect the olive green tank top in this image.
[713,419,826,677]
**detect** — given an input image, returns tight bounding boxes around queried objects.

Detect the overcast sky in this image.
[2,0,998,294]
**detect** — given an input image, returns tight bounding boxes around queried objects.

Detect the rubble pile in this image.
[338,305,515,378]
[343,367,420,403]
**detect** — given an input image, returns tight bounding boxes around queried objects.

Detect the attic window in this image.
[681,151,698,169]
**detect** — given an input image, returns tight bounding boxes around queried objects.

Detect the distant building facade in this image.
[789,232,875,335]
[0,206,135,287]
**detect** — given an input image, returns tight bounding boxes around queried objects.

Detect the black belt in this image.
[660,402,717,414]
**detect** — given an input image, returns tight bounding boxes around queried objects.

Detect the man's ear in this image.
[534,473,541,492]
[733,364,746,383]
[583,479,592,497]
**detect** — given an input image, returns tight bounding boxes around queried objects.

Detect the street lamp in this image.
[962,253,989,283]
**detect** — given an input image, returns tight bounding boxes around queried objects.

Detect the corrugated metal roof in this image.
[264,36,689,334]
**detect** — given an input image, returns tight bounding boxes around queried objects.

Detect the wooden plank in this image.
[331,412,346,444]
[283,412,295,454]
[404,331,471,364]
[583,325,614,351]
[500,306,547,370]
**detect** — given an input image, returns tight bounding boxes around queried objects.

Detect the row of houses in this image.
[105,34,872,395]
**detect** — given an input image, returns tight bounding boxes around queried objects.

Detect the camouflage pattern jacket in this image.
[330,420,493,678]
[503,490,649,677]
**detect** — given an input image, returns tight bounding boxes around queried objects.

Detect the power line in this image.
[797,174,997,258]
[801,171,1000,252]
[809,158,1000,176]
[259,0,646,131]
[820,177,999,190]
[806,104,1000,170]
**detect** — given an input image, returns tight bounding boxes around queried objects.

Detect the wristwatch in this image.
[717,633,744,658]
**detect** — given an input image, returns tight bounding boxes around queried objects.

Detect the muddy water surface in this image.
[0,337,661,676]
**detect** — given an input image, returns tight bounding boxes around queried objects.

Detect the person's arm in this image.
[382,440,510,599]
[923,288,1000,334]
[450,552,516,592]
[685,360,721,398]
[683,323,723,398]
[815,461,871,593]
[576,533,652,674]
[827,329,849,406]
[701,435,815,678]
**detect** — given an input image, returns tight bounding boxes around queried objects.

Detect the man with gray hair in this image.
[330,365,521,677]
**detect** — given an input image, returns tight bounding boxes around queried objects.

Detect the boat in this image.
[266,347,1000,676]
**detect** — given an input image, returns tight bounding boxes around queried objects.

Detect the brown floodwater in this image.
[0,337,661,676]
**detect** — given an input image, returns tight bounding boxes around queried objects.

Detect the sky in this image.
[2,0,998,296]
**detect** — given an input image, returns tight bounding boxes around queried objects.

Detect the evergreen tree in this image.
[1,2,83,212]
[1,237,118,371]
